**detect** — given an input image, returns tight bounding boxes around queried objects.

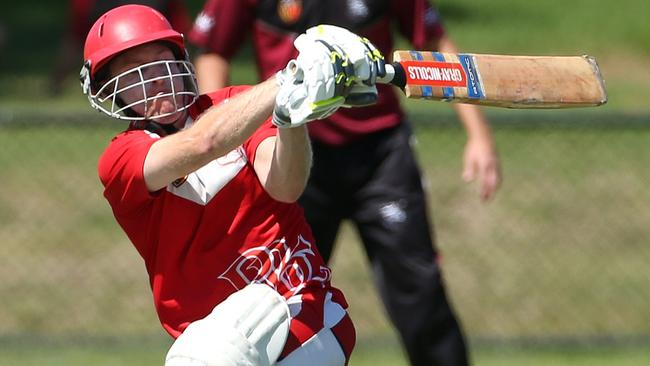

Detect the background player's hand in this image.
[302,24,386,107]
[462,137,502,201]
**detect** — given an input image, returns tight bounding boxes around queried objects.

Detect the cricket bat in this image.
[378,51,607,108]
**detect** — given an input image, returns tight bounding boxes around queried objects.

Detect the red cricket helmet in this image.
[83,4,186,77]
[80,4,198,122]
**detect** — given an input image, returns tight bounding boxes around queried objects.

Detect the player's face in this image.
[108,43,187,125]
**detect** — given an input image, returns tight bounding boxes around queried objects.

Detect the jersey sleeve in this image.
[188,0,255,60]
[242,119,277,165]
[98,130,159,215]
[391,0,446,49]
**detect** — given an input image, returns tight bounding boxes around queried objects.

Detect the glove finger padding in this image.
[273,39,349,128]
[358,36,386,86]
[272,25,386,127]
[305,25,386,86]
[302,25,385,108]
[311,39,355,96]
[273,60,307,128]
[294,33,352,99]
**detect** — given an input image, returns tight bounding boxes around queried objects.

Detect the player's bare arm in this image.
[143,77,278,191]
[253,126,312,203]
[194,51,230,93]
[428,35,502,201]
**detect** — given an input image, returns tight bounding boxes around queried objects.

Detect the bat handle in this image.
[377,63,406,89]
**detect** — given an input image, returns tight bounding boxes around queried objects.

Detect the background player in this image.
[188,1,502,365]
[80,4,386,365]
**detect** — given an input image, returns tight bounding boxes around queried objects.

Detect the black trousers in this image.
[299,122,469,366]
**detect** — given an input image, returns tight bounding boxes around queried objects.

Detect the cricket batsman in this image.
[79,4,385,365]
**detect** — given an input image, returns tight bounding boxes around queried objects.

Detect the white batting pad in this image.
[276,327,346,366]
[165,283,291,366]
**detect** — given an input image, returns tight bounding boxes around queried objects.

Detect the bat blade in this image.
[380,51,608,109]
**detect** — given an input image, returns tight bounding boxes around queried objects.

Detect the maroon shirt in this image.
[189,0,445,145]
[69,0,191,42]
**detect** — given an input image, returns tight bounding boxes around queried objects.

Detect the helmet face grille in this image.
[85,59,198,122]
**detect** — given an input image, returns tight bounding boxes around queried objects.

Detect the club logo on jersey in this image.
[278,0,302,24]
[458,54,486,99]
[218,235,331,296]
[172,176,187,188]
[347,0,369,19]
[193,11,215,33]
[402,60,467,87]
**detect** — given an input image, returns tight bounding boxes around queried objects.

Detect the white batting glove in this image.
[302,24,386,107]
[272,25,385,127]
[272,47,347,128]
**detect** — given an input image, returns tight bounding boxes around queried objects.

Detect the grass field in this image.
[2,336,650,366]
[1,0,649,364]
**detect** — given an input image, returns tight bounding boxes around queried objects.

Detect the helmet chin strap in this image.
[133,115,183,136]
[148,121,180,136]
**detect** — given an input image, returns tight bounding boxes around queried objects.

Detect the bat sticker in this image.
[458,54,485,99]
[403,61,466,87]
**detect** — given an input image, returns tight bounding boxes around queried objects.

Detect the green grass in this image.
[437,0,650,56]
[2,336,650,366]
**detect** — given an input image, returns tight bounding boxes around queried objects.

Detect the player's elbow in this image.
[267,182,307,203]
[280,186,305,203]
[188,129,226,160]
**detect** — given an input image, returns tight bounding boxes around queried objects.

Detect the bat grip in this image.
[377,63,406,89]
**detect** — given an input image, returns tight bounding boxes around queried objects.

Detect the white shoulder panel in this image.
[167,147,247,205]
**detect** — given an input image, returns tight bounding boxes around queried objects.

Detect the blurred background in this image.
[0,0,649,365]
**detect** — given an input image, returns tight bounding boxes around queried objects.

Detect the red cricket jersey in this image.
[98,86,348,343]
[188,0,445,145]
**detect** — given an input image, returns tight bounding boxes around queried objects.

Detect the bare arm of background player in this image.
[195,52,230,93]
[428,35,502,201]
